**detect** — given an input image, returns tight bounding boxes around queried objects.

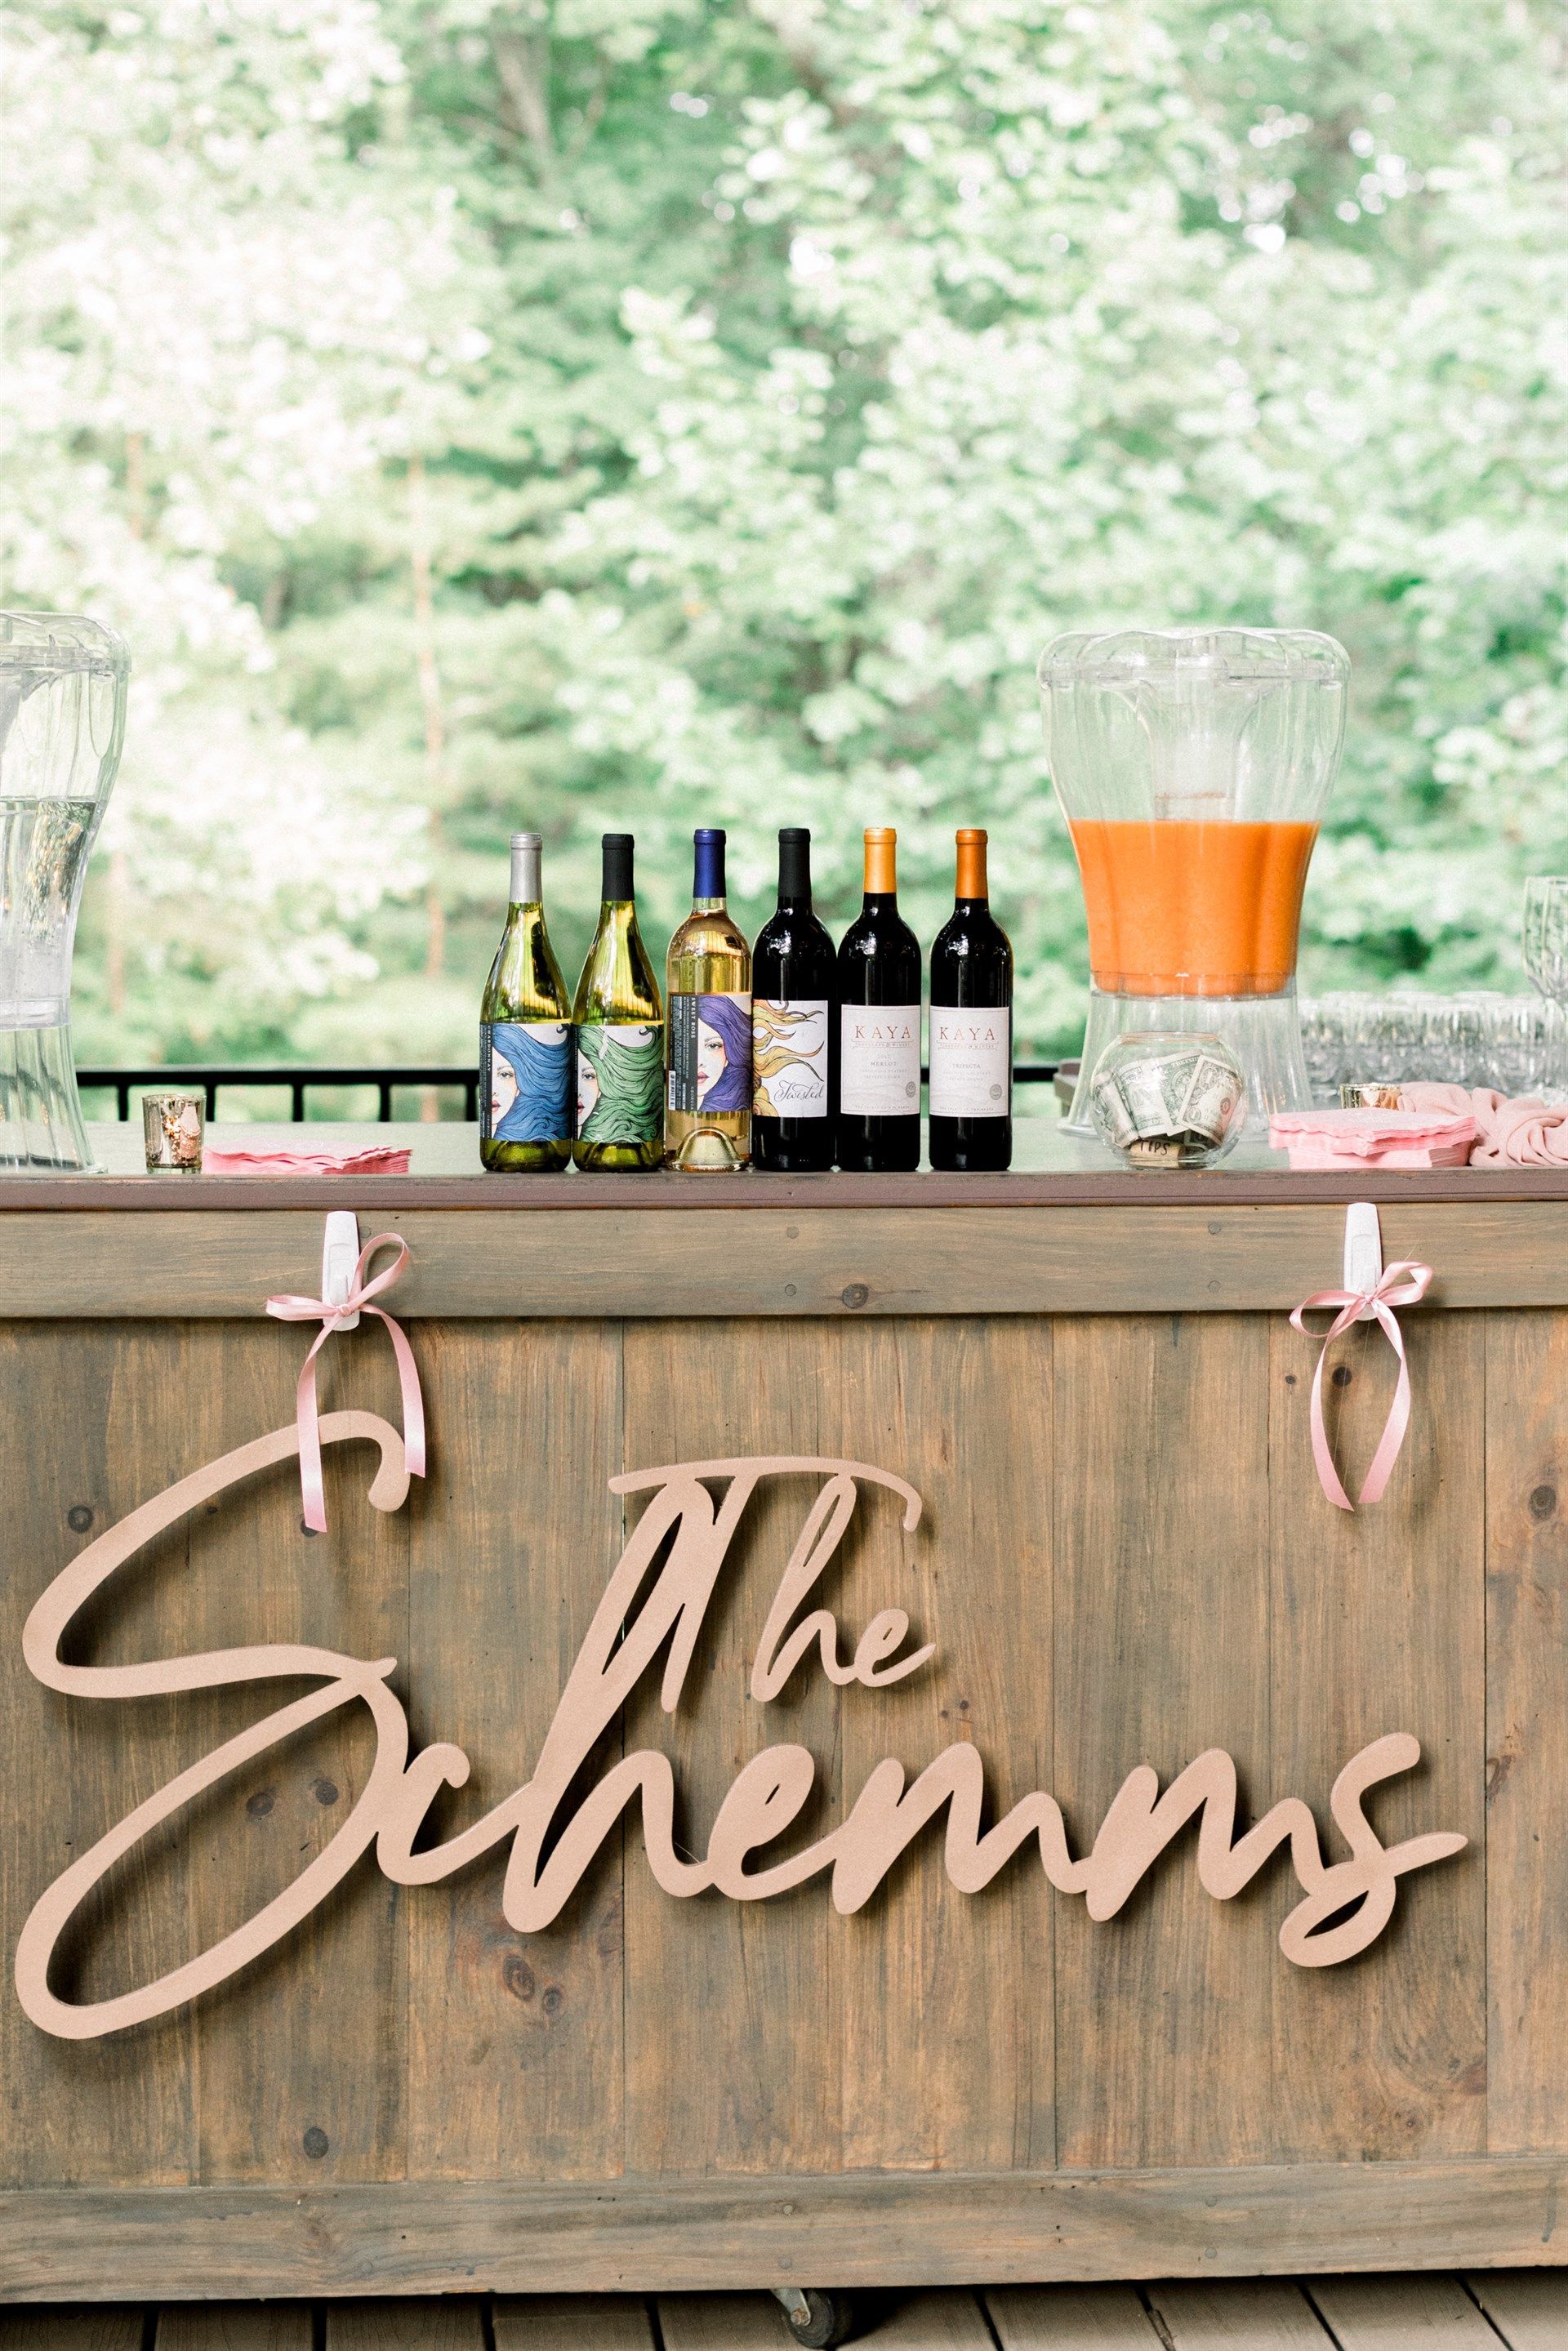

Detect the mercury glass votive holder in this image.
[142,1093,204,1173]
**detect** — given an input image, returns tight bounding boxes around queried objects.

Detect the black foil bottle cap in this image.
[602,832,634,899]
[778,827,812,902]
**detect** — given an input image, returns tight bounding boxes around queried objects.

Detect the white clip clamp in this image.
[1343,1200,1383,1318]
[320,1209,362,1330]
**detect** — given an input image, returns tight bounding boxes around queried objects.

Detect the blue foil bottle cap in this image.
[693,827,726,899]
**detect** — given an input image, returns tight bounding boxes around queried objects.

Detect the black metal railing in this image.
[79,1062,1063,1124]
[78,1065,483,1123]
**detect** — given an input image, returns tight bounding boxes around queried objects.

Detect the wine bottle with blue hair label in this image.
[479,833,573,1171]
[665,828,752,1173]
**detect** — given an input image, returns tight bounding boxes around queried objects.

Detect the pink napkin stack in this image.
[1268,1107,1477,1171]
[203,1144,412,1177]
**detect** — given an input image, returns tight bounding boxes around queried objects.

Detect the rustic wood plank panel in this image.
[0,1323,195,2186]
[835,1321,1054,2173]
[0,2316,143,2351]
[986,2284,1163,2346]
[327,2305,483,2351]
[1308,2274,1497,2344]
[181,1321,408,2183]
[493,2299,656,2351]
[1149,2282,1331,2346]
[619,1321,847,2177]
[1267,1313,1486,2159]
[3,2164,1568,2296]
[1051,1312,1275,2170]
[155,2308,312,2351]
[407,1322,626,2180]
[9,1203,1568,1320]
[1483,1311,1568,2154]
[1463,2268,1568,2347]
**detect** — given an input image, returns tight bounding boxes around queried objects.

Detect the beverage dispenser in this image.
[1037,626,1348,1132]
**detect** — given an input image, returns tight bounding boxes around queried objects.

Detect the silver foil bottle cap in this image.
[509,832,544,901]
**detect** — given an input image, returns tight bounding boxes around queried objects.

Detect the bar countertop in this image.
[3,1115,1568,1208]
[2,1114,1568,1317]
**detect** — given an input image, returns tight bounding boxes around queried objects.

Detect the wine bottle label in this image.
[667,991,753,1115]
[481,1020,572,1143]
[929,1007,1012,1120]
[576,1021,662,1143]
[840,1003,920,1116]
[752,998,829,1120]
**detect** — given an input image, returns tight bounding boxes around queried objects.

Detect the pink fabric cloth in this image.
[1400,1083,1568,1167]
[1269,1108,1477,1170]
[204,1145,412,1177]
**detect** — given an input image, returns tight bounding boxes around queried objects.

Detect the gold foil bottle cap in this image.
[863,828,898,893]
[956,827,988,899]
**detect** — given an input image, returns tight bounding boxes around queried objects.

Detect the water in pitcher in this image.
[0,795,105,1169]
[0,611,128,1173]
[0,798,100,1024]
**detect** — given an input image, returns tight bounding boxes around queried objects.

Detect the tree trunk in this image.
[407,451,448,989]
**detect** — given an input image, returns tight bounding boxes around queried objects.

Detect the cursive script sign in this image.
[16,1415,1467,2040]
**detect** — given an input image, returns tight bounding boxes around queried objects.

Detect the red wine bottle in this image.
[836,827,922,1173]
[929,827,1013,1172]
[752,828,836,1172]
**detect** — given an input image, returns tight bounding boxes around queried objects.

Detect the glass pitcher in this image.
[0,612,129,1173]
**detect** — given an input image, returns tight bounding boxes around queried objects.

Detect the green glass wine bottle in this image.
[479,831,572,1172]
[571,833,665,1173]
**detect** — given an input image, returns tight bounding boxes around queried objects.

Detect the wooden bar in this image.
[1,1149,1563,2298]
[12,1199,1568,1316]
[0,2163,1566,2296]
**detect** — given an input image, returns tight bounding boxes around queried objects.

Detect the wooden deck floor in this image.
[3,2279,1567,2351]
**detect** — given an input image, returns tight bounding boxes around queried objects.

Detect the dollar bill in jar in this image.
[1088,1033,1245,1170]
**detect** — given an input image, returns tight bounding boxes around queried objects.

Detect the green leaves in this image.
[11,0,1567,1064]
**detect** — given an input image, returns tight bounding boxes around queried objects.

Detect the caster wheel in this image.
[780,2290,855,2349]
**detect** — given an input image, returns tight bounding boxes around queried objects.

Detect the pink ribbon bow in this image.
[266,1232,426,1533]
[1290,1260,1433,1512]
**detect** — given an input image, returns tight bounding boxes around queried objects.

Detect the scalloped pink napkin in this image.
[1269,1108,1477,1170]
[203,1144,412,1178]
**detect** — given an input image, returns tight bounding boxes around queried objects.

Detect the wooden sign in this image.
[15,1414,1467,2041]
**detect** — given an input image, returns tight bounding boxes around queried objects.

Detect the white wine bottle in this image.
[479,830,572,1173]
[571,833,665,1173]
[665,827,751,1172]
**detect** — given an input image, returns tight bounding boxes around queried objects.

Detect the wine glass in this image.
[1523,879,1568,1003]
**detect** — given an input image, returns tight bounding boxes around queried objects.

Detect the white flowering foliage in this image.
[5,0,1566,1058]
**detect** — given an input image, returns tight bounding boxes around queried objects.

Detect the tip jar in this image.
[1089,1032,1245,1170]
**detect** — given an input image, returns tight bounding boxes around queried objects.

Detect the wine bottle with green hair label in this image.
[572,834,665,1172]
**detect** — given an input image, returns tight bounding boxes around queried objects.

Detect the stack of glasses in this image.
[1300,994,1568,1104]
[1303,879,1568,1105]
